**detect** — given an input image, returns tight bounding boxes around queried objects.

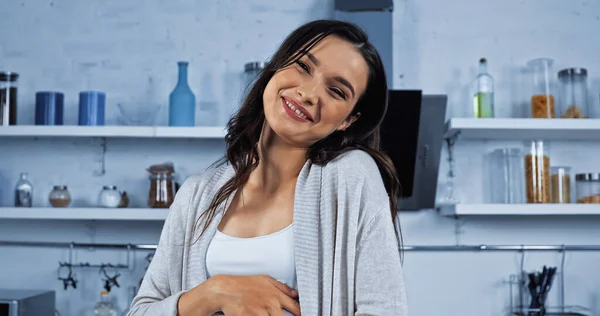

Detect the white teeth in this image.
[285,99,308,120]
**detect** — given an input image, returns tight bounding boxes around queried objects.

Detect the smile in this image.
[282,97,313,122]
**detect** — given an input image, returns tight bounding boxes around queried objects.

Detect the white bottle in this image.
[15,173,33,207]
[94,291,116,316]
[98,185,122,208]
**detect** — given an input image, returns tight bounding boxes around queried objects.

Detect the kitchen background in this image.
[1,0,600,315]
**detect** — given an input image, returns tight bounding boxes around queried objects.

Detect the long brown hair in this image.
[196,19,402,245]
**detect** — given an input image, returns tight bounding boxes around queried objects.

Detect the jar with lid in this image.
[49,185,71,207]
[242,62,266,98]
[485,148,525,204]
[148,172,175,208]
[98,185,122,208]
[557,68,589,118]
[0,72,19,126]
[575,173,600,204]
[550,166,572,203]
[523,140,551,203]
[527,58,556,118]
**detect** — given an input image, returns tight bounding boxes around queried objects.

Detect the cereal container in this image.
[527,58,556,118]
[524,140,551,203]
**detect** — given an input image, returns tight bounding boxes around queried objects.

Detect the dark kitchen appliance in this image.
[0,289,55,316]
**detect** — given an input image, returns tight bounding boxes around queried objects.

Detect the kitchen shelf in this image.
[439,204,600,216]
[0,207,169,221]
[0,125,226,139]
[444,118,600,140]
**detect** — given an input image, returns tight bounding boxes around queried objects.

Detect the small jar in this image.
[575,173,600,204]
[550,166,572,203]
[98,185,121,208]
[49,185,71,207]
[527,58,556,118]
[524,140,551,203]
[558,68,589,118]
[148,172,175,208]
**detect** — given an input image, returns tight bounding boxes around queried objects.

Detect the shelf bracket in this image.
[93,137,107,176]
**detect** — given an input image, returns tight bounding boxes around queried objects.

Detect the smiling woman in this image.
[128,20,408,316]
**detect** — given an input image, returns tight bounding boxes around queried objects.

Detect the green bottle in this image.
[473,58,495,118]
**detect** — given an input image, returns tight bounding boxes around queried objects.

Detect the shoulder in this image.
[325,149,385,187]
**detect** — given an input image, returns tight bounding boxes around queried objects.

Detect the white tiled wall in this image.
[1,1,599,315]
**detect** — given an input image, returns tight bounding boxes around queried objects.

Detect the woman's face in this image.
[263,35,369,148]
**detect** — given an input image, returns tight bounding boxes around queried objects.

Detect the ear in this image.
[336,112,361,132]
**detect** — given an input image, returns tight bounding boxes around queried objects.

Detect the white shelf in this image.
[444,118,600,140]
[439,204,600,216]
[0,126,226,139]
[0,207,169,221]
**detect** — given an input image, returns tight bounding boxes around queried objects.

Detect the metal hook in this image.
[68,242,74,266]
[559,245,567,313]
[518,245,526,313]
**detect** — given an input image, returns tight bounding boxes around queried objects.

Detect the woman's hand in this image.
[214,274,301,316]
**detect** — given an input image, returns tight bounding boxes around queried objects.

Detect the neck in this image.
[247,123,308,194]
[178,64,188,85]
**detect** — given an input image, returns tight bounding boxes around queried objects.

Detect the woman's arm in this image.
[127,180,220,316]
[354,206,409,316]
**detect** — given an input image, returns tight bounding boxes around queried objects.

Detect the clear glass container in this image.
[575,173,600,204]
[14,172,33,207]
[557,68,589,118]
[243,61,266,98]
[485,148,525,203]
[550,166,572,203]
[527,58,556,118]
[148,172,175,208]
[0,72,19,126]
[524,140,551,203]
[472,58,495,118]
[49,185,71,207]
[98,185,121,208]
[94,291,116,316]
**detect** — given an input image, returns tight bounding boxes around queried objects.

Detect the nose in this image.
[296,79,319,106]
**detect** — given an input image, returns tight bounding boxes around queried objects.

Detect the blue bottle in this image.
[169,61,196,126]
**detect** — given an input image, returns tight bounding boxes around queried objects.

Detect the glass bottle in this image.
[49,185,71,208]
[14,173,33,207]
[472,58,494,118]
[527,58,556,118]
[557,68,589,118]
[94,291,116,316]
[148,172,175,208]
[524,140,551,203]
[168,61,196,126]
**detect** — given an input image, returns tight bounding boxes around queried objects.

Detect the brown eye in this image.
[296,60,310,73]
[330,88,346,100]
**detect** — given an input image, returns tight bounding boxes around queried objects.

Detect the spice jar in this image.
[524,140,551,203]
[148,172,175,208]
[558,68,589,118]
[49,185,71,207]
[575,173,600,204]
[550,166,572,203]
[527,58,556,118]
[0,72,19,126]
[98,185,122,208]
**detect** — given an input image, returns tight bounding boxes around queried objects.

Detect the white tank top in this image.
[206,223,297,315]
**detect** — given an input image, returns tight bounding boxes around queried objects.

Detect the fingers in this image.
[264,276,298,298]
[267,308,287,316]
[278,294,302,316]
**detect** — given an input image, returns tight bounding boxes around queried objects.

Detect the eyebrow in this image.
[305,52,356,99]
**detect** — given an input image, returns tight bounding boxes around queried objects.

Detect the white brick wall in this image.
[1,1,600,315]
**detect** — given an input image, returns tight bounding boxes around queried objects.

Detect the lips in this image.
[282,96,314,122]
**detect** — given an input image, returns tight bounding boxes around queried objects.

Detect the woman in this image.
[129,19,408,316]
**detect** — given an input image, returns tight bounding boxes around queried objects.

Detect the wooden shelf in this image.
[0,207,169,221]
[439,204,600,216]
[444,118,600,141]
[0,126,226,139]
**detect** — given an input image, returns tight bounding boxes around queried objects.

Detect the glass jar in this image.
[98,185,121,208]
[485,148,525,204]
[575,173,600,204]
[550,166,572,203]
[148,172,175,208]
[243,62,266,97]
[0,72,19,126]
[524,140,551,203]
[557,68,589,118]
[49,185,71,207]
[527,58,556,118]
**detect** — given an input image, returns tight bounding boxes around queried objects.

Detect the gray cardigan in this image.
[128,150,409,315]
